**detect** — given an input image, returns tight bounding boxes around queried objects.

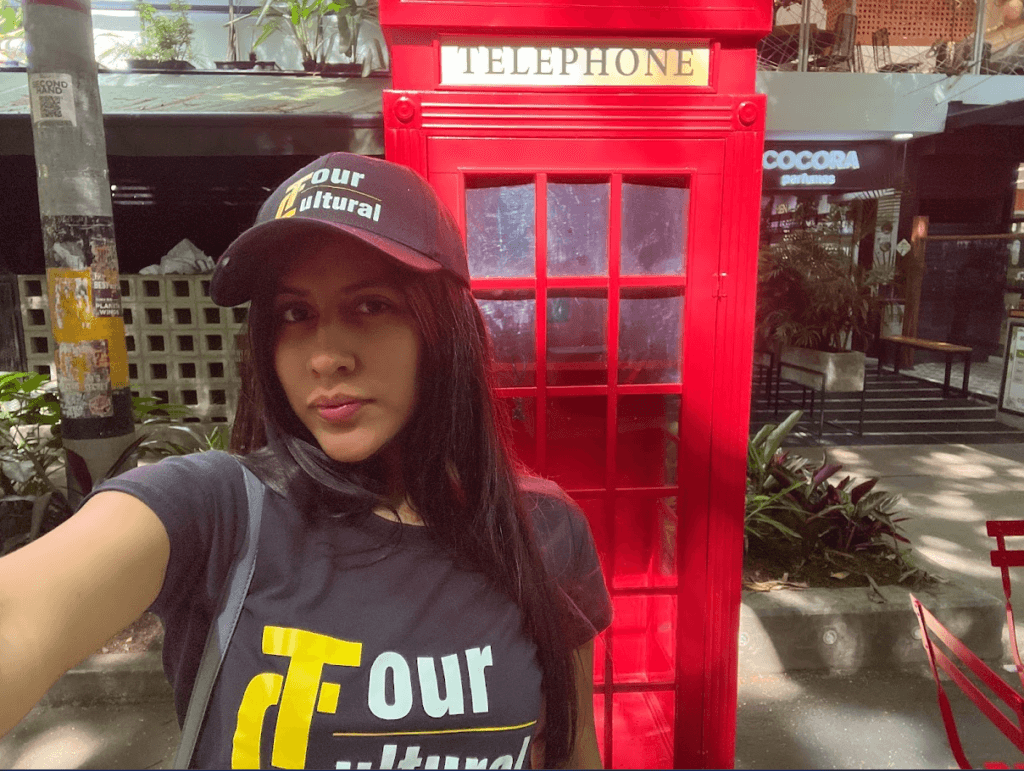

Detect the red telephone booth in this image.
[379,3,769,767]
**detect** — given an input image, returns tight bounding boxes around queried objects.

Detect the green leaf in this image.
[750,423,773,453]
[0,6,19,36]
[28,491,53,543]
[101,433,149,481]
[763,409,803,461]
[0,494,35,504]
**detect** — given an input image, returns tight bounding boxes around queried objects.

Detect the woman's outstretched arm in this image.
[0,491,170,736]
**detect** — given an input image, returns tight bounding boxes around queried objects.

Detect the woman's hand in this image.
[0,491,169,736]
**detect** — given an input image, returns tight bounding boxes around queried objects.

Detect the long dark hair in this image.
[230,239,580,766]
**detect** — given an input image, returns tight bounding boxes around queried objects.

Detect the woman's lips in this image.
[316,401,365,422]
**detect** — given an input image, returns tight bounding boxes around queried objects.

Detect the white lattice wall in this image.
[18,274,246,426]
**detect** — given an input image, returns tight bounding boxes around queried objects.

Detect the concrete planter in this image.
[780,346,865,393]
[738,581,1003,674]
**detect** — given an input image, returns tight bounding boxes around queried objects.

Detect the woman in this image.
[0,153,612,769]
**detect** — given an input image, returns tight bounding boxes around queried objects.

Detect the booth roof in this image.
[0,70,387,157]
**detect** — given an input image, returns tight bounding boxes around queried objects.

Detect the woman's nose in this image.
[308,325,357,376]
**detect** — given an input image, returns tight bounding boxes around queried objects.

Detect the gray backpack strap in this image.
[173,460,265,769]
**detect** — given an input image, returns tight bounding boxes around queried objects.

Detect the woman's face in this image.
[273,241,420,464]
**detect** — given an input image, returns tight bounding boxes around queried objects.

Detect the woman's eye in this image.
[355,298,394,315]
[279,305,312,323]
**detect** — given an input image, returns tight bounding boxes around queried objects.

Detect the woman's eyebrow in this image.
[275,278,395,298]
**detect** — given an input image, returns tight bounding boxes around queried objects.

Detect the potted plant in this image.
[0,0,25,67]
[756,233,876,393]
[215,51,281,71]
[248,0,384,75]
[335,0,385,76]
[0,371,209,555]
[216,1,281,71]
[115,0,196,72]
[745,409,929,593]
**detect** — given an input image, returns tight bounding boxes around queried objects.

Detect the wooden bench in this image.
[877,335,972,398]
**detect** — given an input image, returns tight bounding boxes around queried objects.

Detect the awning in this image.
[0,70,387,156]
[945,99,1024,131]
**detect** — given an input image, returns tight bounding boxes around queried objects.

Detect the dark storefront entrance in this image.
[902,103,1024,362]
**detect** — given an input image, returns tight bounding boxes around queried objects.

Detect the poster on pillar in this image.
[55,340,114,419]
[43,214,123,318]
[43,215,129,411]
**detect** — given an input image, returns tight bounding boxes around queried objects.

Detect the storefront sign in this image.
[440,42,710,87]
[761,142,900,192]
[763,149,860,187]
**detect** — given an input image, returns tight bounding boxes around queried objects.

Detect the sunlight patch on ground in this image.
[7,723,100,769]
[949,478,1024,494]
[912,538,1004,584]
[915,533,971,551]
[918,492,983,514]
[796,707,938,765]
[736,672,807,701]
[919,457,998,480]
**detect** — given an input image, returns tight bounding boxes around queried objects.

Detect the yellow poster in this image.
[47,267,129,388]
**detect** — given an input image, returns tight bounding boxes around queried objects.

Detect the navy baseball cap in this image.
[211,153,470,306]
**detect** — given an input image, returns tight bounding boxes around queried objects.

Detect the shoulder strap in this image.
[173,459,265,770]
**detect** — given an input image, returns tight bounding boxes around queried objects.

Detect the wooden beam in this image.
[900,215,928,369]
[925,232,1024,241]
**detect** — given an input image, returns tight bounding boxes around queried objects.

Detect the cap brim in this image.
[210,218,444,307]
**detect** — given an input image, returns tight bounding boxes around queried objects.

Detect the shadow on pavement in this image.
[0,702,179,770]
[736,668,1024,769]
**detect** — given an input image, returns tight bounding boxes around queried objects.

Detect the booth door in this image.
[429,138,725,769]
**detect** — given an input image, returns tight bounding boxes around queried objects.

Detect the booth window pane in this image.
[621,179,688,276]
[607,691,674,770]
[610,495,677,590]
[465,179,535,277]
[477,296,536,387]
[619,290,682,384]
[608,593,677,684]
[501,396,537,471]
[617,396,679,491]
[573,497,610,584]
[547,179,609,276]
[545,396,607,489]
[546,295,607,387]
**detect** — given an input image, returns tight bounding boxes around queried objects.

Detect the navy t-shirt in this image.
[88,451,611,770]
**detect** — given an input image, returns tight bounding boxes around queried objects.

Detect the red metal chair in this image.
[910,520,1024,768]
